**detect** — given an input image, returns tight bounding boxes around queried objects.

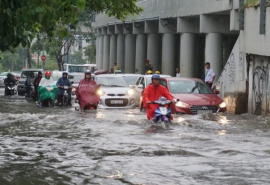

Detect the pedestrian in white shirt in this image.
[205,62,215,89]
[176,67,181,77]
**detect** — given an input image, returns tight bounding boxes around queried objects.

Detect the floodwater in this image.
[0,88,270,185]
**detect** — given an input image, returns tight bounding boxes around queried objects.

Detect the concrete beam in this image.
[115,24,124,34]
[177,17,200,33]
[123,22,133,34]
[107,24,115,35]
[101,27,107,35]
[96,28,102,36]
[145,20,159,34]
[230,10,240,31]
[159,18,177,33]
[133,21,145,34]
[200,14,231,34]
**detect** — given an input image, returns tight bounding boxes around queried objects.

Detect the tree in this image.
[84,44,96,64]
[68,51,86,64]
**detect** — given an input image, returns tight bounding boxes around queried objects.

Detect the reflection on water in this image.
[0,94,270,184]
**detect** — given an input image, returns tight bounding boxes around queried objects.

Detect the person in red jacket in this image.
[143,74,174,120]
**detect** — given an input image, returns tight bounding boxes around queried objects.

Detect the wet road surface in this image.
[0,87,270,185]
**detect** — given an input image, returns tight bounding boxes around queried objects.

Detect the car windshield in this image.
[21,71,40,78]
[146,77,152,86]
[96,76,128,87]
[169,80,213,94]
[123,76,139,85]
[69,75,84,83]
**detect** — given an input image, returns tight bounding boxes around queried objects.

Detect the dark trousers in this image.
[205,82,213,89]
[57,89,71,104]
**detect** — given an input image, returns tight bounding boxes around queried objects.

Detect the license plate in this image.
[197,110,212,114]
[111,100,123,104]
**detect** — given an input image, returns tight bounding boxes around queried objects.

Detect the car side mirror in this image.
[129,85,135,89]
[138,84,144,89]
[213,90,219,94]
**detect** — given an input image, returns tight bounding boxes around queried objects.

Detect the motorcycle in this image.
[58,86,70,106]
[74,83,100,111]
[38,85,58,107]
[151,96,172,129]
[5,82,17,96]
[25,84,36,100]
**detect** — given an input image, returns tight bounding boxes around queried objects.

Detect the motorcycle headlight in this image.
[175,101,189,108]
[97,89,105,96]
[127,89,134,96]
[219,102,226,108]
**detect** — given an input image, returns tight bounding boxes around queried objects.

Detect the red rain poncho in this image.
[143,84,173,120]
[75,78,100,109]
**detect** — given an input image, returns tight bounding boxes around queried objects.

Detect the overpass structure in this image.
[94,0,270,116]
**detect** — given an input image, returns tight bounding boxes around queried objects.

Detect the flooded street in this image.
[0,87,270,185]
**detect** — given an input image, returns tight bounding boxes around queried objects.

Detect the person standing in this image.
[145,59,153,74]
[205,62,215,89]
[176,67,181,77]
[33,71,43,100]
[113,62,119,73]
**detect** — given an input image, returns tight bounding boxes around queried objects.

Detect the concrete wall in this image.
[95,0,232,27]
[248,55,270,116]
[245,8,270,56]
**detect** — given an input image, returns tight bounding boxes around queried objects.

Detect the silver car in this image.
[95,74,136,108]
[134,74,172,106]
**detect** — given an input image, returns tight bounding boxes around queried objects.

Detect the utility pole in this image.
[66,25,70,64]
[42,35,45,69]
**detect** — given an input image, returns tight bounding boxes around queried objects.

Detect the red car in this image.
[140,77,226,114]
[161,77,226,114]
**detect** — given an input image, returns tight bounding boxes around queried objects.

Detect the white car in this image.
[95,74,136,108]
[134,74,172,106]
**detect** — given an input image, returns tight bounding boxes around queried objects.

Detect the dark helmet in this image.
[7,73,12,78]
[85,70,91,75]
[151,74,161,81]
[38,71,43,75]
[30,72,35,76]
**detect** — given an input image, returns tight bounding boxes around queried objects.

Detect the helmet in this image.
[151,74,161,80]
[155,71,160,74]
[38,71,43,75]
[62,71,68,75]
[45,71,51,79]
[146,70,153,74]
[85,70,91,75]
[7,73,12,78]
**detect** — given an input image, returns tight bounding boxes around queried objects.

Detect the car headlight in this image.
[219,102,226,108]
[97,89,105,96]
[175,100,189,108]
[127,89,134,96]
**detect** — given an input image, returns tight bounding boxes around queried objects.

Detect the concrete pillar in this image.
[96,36,100,69]
[205,33,223,80]
[117,34,125,71]
[162,33,175,76]
[135,34,147,74]
[109,34,117,72]
[103,35,110,71]
[147,33,160,73]
[124,34,136,73]
[180,33,196,77]
[98,36,104,70]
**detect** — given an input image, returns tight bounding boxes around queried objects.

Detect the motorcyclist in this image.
[4,73,16,95]
[33,71,43,100]
[38,70,58,106]
[56,71,72,106]
[142,74,174,120]
[25,72,35,97]
[75,70,100,110]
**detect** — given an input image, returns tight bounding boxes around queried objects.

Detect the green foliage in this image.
[245,0,260,7]
[84,44,96,64]
[68,51,86,64]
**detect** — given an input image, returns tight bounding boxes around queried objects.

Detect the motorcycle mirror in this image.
[71,81,74,84]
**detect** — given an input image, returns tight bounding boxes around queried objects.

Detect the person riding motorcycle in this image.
[142,74,174,120]
[56,71,72,106]
[33,71,43,100]
[75,70,100,110]
[4,73,16,96]
[38,71,58,106]
[25,72,35,97]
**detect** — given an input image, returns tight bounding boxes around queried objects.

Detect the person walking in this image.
[205,62,215,89]
[145,59,153,74]
[176,67,181,77]
[113,63,119,73]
